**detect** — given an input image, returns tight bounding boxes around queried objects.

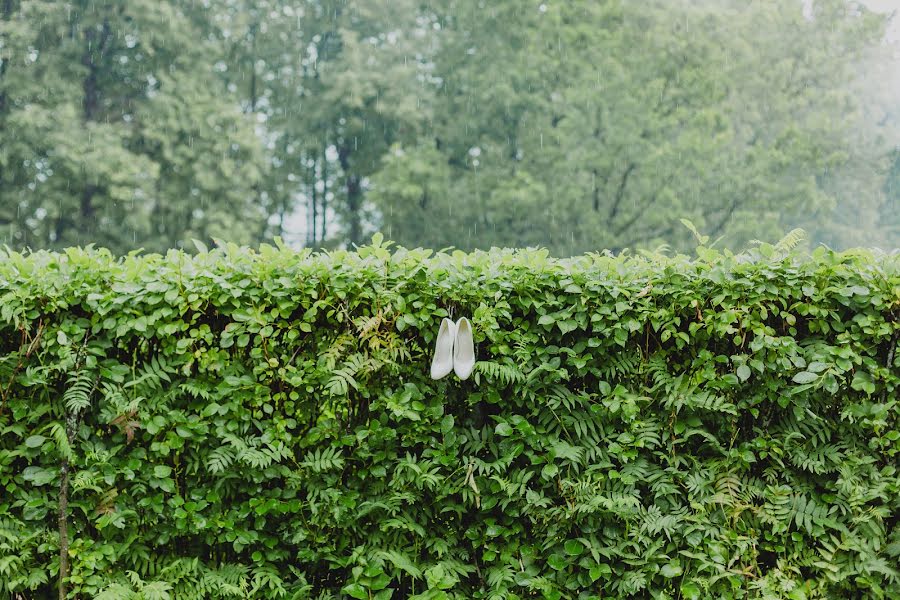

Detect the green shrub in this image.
[0,237,898,599]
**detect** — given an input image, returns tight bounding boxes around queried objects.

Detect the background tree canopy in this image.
[1,0,898,255]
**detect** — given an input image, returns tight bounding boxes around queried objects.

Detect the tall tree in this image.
[200,0,434,248]
[881,150,900,245]
[369,0,895,254]
[2,0,896,255]
[290,0,434,247]
[0,0,267,253]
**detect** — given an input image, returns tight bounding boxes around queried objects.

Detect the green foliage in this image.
[0,239,898,599]
[3,0,899,255]
[0,0,268,253]
[369,0,899,254]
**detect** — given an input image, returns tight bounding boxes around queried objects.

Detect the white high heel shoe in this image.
[430,318,457,380]
[453,317,475,380]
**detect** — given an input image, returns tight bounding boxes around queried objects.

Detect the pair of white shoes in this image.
[430,317,475,380]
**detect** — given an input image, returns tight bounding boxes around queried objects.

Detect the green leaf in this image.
[342,583,368,600]
[681,581,702,600]
[851,371,876,394]
[660,562,682,578]
[547,554,568,570]
[589,564,612,581]
[425,564,457,590]
[792,371,819,384]
[440,415,454,433]
[153,465,172,478]
[494,422,513,436]
[25,435,46,448]
[735,365,751,382]
[23,466,56,486]
[564,540,583,556]
[557,319,577,334]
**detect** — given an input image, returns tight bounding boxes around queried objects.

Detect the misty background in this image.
[1,0,899,256]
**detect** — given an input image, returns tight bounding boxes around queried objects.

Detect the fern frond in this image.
[300,447,345,473]
[477,361,525,386]
[63,371,94,412]
[774,228,806,253]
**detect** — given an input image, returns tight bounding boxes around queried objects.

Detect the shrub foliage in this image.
[0,237,898,599]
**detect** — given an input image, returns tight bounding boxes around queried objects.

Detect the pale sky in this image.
[803,1,899,41]
[844,0,899,41]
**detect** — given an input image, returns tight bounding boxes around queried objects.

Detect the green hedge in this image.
[1,238,898,599]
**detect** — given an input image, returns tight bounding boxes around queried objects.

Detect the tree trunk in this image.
[58,459,69,600]
[338,144,362,246]
[320,144,328,243]
[346,174,362,247]
[73,17,110,245]
[308,155,318,247]
[57,343,92,600]
[0,0,16,114]
[80,184,97,227]
[81,18,111,122]
[58,391,79,600]
[248,21,258,112]
[608,162,636,221]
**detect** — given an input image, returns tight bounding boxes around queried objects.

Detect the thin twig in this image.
[0,319,44,416]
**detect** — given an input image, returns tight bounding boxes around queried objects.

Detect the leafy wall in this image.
[0,238,898,599]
